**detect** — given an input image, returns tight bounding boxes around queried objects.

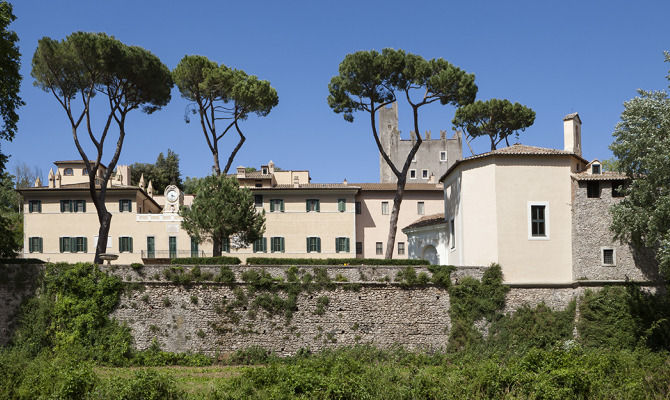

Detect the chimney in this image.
[139,174,145,190]
[440,130,446,140]
[343,178,348,185]
[425,130,431,140]
[48,169,55,189]
[55,171,61,188]
[268,160,275,174]
[34,177,42,187]
[563,113,582,156]
[236,166,246,179]
[117,165,131,186]
[147,180,154,197]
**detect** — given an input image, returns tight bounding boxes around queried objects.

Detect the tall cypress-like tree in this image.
[32,32,173,263]
[328,49,477,258]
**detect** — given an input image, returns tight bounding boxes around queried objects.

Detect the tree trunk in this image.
[93,205,112,264]
[212,150,221,176]
[385,176,406,259]
[212,237,222,257]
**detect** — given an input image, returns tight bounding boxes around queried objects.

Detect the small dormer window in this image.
[591,164,601,174]
[63,168,73,176]
[262,168,268,174]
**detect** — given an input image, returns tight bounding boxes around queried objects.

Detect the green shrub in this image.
[314,296,330,316]
[94,369,185,400]
[246,257,430,265]
[0,258,45,265]
[130,262,144,270]
[427,264,455,288]
[170,256,241,265]
[215,265,235,283]
[578,285,670,350]
[227,345,276,365]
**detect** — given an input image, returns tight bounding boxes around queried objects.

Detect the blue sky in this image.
[5,1,670,183]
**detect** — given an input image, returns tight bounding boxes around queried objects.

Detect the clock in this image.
[163,185,182,214]
[166,189,179,202]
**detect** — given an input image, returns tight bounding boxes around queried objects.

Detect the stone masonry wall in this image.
[572,179,659,281]
[1,263,661,355]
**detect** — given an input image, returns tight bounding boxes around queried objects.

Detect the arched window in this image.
[63,168,73,176]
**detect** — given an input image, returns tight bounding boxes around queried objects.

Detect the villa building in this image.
[403,113,658,284]
[20,161,444,264]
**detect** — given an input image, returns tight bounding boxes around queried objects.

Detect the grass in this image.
[95,365,243,396]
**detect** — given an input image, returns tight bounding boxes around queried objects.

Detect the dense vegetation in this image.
[1,262,669,399]
[246,257,429,265]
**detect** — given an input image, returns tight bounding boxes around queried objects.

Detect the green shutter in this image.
[270,200,275,212]
[60,201,65,212]
[280,200,284,212]
[38,201,42,213]
[28,202,33,213]
[316,200,320,212]
[306,237,310,252]
[119,237,123,252]
[119,200,123,212]
[345,238,350,253]
[82,200,86,212]
[335,238,339,253]
[317,237,321,252]
[59,237,63,253]
[83,237,88,253]
[338,199,345,212]
[306,200,309,212]
[39,237,43,253]
[129,237,133,253]
[263,237,267,252]
[280,237,285,252]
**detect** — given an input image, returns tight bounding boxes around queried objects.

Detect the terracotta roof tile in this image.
[572,171,629,181]
[403,213,446,231]
[352,183,442,191]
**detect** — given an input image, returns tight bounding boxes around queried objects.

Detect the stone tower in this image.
[378,102,462,183]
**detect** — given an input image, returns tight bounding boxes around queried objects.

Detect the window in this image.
[270,199,284,212]
[119,199,132,212]
[409,169,416,179]
[398,242,405,255]
[271,237,285,253]
[147,236,155,258]
[255,183,262,188]
[335,237,350,253]
[60,200,86,213]
[417,201,425,215]
[169,236,177,258]
[355,201,361,214]
[306,199,320,212]
[63,168,73,176]
[602,248,616,266]
[587,181,600,198]
[591,164,601,174]
[253,237,267,253]
[440,151,447,162]
[422,169,429,179]
[28,237,43,253]
[59,237,87,253]
[450,218,455,249]
[262,167,268,174]
[254,195,263,207]
[412,156,417,163]
[82,168,87,175]
[306,237,321,253]
[529,203,549,239]
[338,198,346,212]
[612,180,625,198]
[94,236,113,249]
[356,242,362,255]
[375,242,383,255]
[222,237,230,253]
[190,237,199,258]
[28,200,41,213]
[381,201,389,215]
[119,236,133,253]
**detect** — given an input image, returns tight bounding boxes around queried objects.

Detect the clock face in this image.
[166,189,178,202]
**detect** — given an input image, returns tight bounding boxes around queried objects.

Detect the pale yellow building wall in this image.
[272,171,309,185]
[22,189,191,264]
[356,190,443,259]
[494,156,574,284]
[457,160,499,267]
[225,190,357,261]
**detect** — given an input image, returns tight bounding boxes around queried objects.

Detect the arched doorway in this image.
[422,245,439,265]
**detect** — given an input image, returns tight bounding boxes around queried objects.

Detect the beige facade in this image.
[22,160,444,263]
[354,184,443,259]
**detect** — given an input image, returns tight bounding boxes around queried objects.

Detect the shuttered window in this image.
[222,237,230,253]
[119,199,132,212]
[28,200,42,213]
[271,237,285,253]
[338,199,346,212]
[28,237,43,253]
[119,236,133,253]
[306,237,321,253]
[59,237,87,253]
[60,200,86,213]
[253,237,267,253]
[270,199,284,212]
[306,199,320,212]
[190,237,199,257]
[335,237,350,253]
